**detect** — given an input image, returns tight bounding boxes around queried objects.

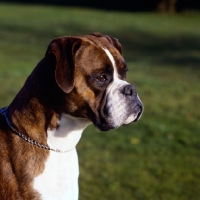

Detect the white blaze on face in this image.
[102,48,141,128]
[103,48,127,88]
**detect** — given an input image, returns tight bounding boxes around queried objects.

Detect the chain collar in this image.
[0,107,74,153]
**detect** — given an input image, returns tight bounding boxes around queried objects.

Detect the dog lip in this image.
[95,123,115,131]
[133,105,143,122]
[93,117,116,131]
[133,111,142,122]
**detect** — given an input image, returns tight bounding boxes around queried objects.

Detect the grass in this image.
[0,3,200,199]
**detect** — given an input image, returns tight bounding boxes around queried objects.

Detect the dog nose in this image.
[122,84,137,96]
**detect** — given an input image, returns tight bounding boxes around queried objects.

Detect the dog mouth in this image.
[94,98,144,131]
[123,104,143,125]
[133,105,143,122]
[134,112,142,122]
[95,105,143,131]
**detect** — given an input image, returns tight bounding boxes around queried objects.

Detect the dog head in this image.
[46,32,143,131]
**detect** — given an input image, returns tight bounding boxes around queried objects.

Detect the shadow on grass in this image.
[1,15,200,69]
[112,29,200,68]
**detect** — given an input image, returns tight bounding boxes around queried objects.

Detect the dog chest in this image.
[33,149,79,200]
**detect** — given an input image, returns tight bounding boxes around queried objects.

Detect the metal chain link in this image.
[0,107,74,153]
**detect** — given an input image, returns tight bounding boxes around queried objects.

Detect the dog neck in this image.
[47,114,90,151]
[6,57,90,152]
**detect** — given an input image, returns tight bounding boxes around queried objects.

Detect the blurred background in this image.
[0,1,200,199]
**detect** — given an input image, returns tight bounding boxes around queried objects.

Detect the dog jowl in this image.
[0,32,143,200]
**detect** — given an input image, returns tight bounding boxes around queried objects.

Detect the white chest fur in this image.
[33,149,79,200]
[33,114,90,200]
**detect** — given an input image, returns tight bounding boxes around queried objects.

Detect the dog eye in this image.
[96,75,107,83]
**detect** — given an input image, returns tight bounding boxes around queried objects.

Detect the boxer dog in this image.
[0,32,143,200]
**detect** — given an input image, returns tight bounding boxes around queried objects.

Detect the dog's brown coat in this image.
[0,33,123,199]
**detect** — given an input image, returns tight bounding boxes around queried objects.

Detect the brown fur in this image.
[0,33,125,199]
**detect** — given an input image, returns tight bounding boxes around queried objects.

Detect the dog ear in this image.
[105,36,122,55]
[45,37,81,93]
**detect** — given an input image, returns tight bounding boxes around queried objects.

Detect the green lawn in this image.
[0,3,200,200]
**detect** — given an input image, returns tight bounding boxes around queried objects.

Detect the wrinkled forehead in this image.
[75,39,125,75]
